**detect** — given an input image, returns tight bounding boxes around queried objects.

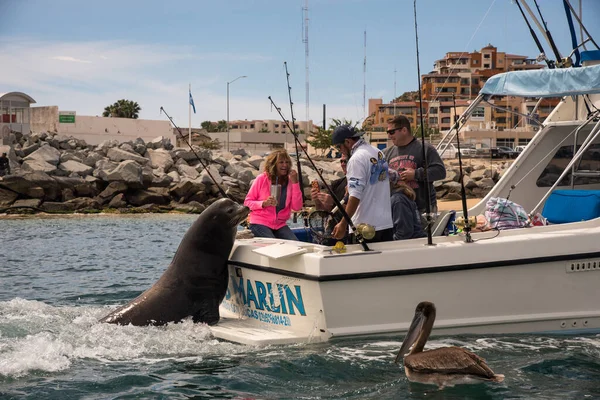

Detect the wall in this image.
[30,106,59,133]
[30,106,176,145]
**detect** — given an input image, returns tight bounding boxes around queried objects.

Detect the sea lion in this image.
[100,198,249,326]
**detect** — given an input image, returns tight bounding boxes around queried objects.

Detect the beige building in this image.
[30,106,176,146]
[0,92,36,143]
[204,119,312,154]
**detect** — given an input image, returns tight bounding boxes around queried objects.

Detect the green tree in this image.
[258,127,270,133]
[201,121,217,132]
[216,120,228,132]
[102,99,141,119]
[306,126,333,156]
[328,118,359,130]
[411,123,439,138]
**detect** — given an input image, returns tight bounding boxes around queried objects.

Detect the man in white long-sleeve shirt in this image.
[331,125,393,243]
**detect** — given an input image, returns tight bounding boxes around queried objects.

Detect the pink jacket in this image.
[244,172,303,229]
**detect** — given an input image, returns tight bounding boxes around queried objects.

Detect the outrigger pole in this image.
[159,106,229,199]
[514,0,555,68]
[452,94,473,243]
[284,61,306,201]
[412,0,433,245]
[268,95,371,252]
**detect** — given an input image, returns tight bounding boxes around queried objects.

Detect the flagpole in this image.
[188,83,192,145]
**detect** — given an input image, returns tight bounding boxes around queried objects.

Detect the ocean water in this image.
[1,215,600,399]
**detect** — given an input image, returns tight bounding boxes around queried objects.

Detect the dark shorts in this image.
[249,224,298,241]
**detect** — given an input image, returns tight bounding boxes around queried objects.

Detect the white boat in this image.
[211,58,600,346]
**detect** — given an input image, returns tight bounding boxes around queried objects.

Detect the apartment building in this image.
[364,44,559,150]
[204,119,312,154]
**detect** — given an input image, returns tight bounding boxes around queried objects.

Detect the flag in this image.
[189,89,196,114]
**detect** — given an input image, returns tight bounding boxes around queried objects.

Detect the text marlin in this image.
[225,277,306,316]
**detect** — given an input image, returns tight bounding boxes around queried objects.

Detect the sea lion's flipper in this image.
[192,298,221,325]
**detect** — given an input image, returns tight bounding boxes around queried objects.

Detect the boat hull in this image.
[212,226,600,345]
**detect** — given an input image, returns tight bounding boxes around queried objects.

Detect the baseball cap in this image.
[331,125,364,145]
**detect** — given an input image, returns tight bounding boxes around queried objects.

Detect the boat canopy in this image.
[480,64,600,98]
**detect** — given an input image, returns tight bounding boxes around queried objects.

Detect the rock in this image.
[151,170,173,187]
[246,155,264,169]
[11,198,42,209]
[199,165,223,185]
[59,160,94,176]
[93,159,119,180]
[96,139,119,156]
[177,164,200,179]
[444,181,463,193]
[62,188,75,201]
[170,200,205,214]
[97,181,128,203]
[22,143,40,157]
[167,170,180,183]
[0,188,18,206]
[66,197,100,210]
[126,187,171,206]
[24,145,61,165]
[119,142,135,153]
[146,149,174,171]
[108,193,127,208]
[40,202,77,213]
[1,172,59,198]
[25,186,44,198]
[83,152,104,167]
[106,160,143,187]
[107,147,149,165]
[169,180,205,199]
[147,136,173,150]
[21,159,58,174]
[73,182,98,198]
[477,178,496,190]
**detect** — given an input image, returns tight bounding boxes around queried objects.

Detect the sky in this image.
[1,0,599,128]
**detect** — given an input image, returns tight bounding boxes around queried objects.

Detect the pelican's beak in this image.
[395,310,425,364]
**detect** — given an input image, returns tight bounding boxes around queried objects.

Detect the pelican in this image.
[395,302,504,387]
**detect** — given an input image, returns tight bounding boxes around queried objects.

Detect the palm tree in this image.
[102,99,141,119]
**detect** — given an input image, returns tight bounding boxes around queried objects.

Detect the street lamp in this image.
[227,75,247,152]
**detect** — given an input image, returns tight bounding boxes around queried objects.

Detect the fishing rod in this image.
[159,106,229,199]
[514,0,555,69]
[532,0,562,63]
[283,61,306,201]
[452,94,473,243]
[268,95,371,252]
[412,0,433,245]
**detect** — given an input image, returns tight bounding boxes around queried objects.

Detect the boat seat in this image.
[542,190,600,224]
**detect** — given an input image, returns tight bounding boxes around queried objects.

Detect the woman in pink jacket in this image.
[244,149,303,240]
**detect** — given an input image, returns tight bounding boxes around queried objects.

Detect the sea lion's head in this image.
[211,197,250,227]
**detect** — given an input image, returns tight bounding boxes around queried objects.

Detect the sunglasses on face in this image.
[387,128,400,135]
[340,159,348,165]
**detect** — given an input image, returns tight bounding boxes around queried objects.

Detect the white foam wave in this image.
[0,298,247,378]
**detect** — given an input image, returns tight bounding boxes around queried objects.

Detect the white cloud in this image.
[52,56,92,63]
[0,38,361,126]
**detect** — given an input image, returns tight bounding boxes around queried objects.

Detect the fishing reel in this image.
[453,216,477,230]
[355,223,376,240]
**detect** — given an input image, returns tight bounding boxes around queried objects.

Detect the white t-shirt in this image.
[346,140,393,231]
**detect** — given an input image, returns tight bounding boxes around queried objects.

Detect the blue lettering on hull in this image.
[224,276,307,326]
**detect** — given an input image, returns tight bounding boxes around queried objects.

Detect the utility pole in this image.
[302,0,310,123]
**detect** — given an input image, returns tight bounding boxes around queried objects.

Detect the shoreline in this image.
[438,198,483,211]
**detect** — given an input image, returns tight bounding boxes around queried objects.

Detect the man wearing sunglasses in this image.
[384,115,446,227]
[330,125,393,243]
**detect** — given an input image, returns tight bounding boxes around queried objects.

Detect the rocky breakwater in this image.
[0,132,345,214]
[434,158,512,201]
